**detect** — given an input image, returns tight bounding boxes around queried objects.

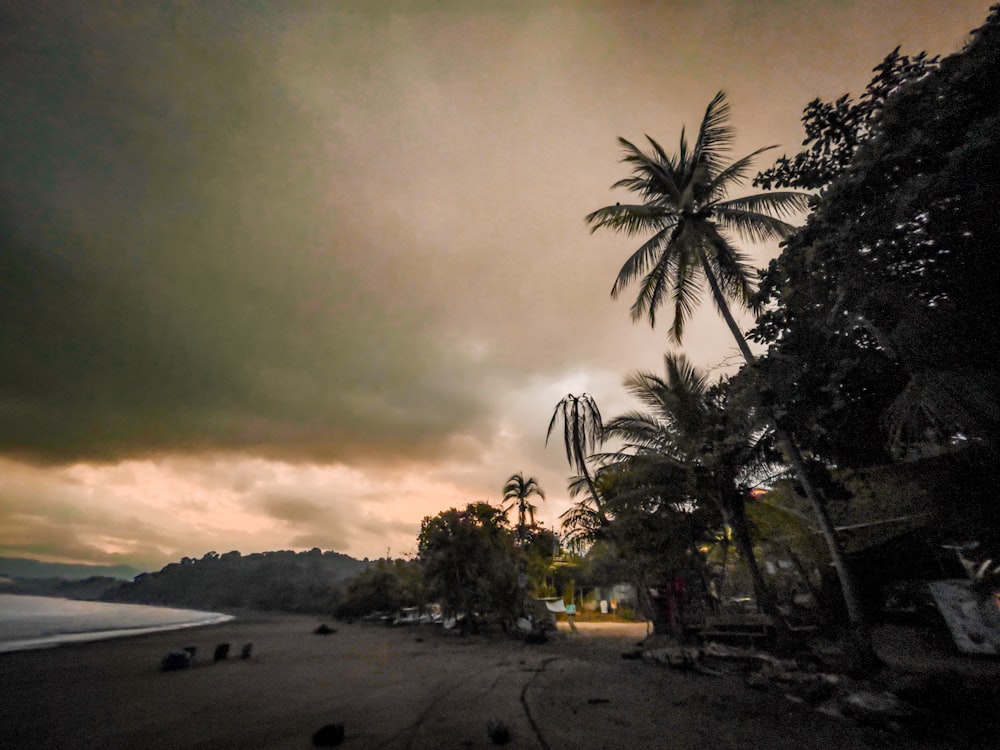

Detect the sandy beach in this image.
[1,614,996,749]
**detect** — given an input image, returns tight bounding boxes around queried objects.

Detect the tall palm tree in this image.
[589,92,875,662]
[502,472,545,544]
[546,394,609,533]
[587,91,808,349]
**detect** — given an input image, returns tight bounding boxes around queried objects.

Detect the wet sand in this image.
[0,613,992,749]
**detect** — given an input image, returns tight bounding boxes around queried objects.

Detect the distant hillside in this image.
[0,556,141,581]
[0,575,122,600]
[101,548,373,614]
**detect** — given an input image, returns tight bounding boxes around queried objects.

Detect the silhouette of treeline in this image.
[0,556,140,580]
[101,548,373,614]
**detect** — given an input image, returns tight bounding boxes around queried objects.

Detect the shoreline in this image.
[0,593,234,654]
[0,612,234,654]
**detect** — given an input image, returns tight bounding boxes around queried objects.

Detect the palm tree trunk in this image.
[698,251,878,668]
[574,438,609,528]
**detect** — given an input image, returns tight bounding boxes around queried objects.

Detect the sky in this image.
[0,0,990,571]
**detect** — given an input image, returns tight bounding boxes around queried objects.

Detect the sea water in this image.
[0,593,232,653]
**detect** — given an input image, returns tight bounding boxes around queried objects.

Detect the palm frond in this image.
[713,206,800,244]
[705,145,779,199]
[646,135,680,179]
[603,412,669,451]
[667,234,704,342]
[610,223,678,301]
[586,204,672,237]
[664,352,710,399]
[701,226,757,311]
[547,394,604,475]
[621,371,669,409]
[691,91,735,175]
[617,137,681,203]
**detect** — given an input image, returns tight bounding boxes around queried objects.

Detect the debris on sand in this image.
[312,723,345,747]
[486,718,510,745]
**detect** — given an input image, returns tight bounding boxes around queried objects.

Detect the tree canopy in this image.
[750,6,1000,465]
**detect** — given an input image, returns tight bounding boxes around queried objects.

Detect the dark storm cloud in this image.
[0,1,494,465]
[1,0,990,566]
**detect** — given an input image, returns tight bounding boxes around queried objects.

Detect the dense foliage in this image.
[417,502,520,627]
[750,7,1000,467]
[103,548,370,614]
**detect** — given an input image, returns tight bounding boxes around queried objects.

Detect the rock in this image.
[160,651,191,672]
[314,623,337,635]
[312,723,345,747]
[213,643,230,661]
[486,719,510,745]
[240,642,254,659]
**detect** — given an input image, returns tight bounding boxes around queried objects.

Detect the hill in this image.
[0,556,141,580]
[101,548,373,614]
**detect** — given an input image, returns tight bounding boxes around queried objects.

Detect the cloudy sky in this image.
[1,0,989,571]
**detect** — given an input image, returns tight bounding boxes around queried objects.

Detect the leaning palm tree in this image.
[589,92,875,662]
[502,472,545,544]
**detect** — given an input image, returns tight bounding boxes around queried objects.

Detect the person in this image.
[565,601,578,633]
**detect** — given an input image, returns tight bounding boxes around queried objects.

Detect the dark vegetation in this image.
[101,548,371,614]
[540,5,1000,664]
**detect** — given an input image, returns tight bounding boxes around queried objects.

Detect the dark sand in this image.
[1,614,995,749]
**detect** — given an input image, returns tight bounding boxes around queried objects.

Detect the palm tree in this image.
[559,471,613,549]
[603,353,780,619]
[589,92,875,663]
[502,472,545,544]
[546,394,609,534]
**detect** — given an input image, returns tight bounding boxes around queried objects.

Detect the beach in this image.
[0,614,995,749]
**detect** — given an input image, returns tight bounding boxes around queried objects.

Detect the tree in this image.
[602,353,781,620]
[588,92,877,664]
[750,10,1000,465]
[585,457,717,634]
[587,91,809,350]
[417,502,519,631]
[502,472,545,544]
[334,559,423,620]
[753,48,939,192]
[546,393,608,536]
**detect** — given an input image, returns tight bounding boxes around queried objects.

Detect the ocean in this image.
[0,593,232,653]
